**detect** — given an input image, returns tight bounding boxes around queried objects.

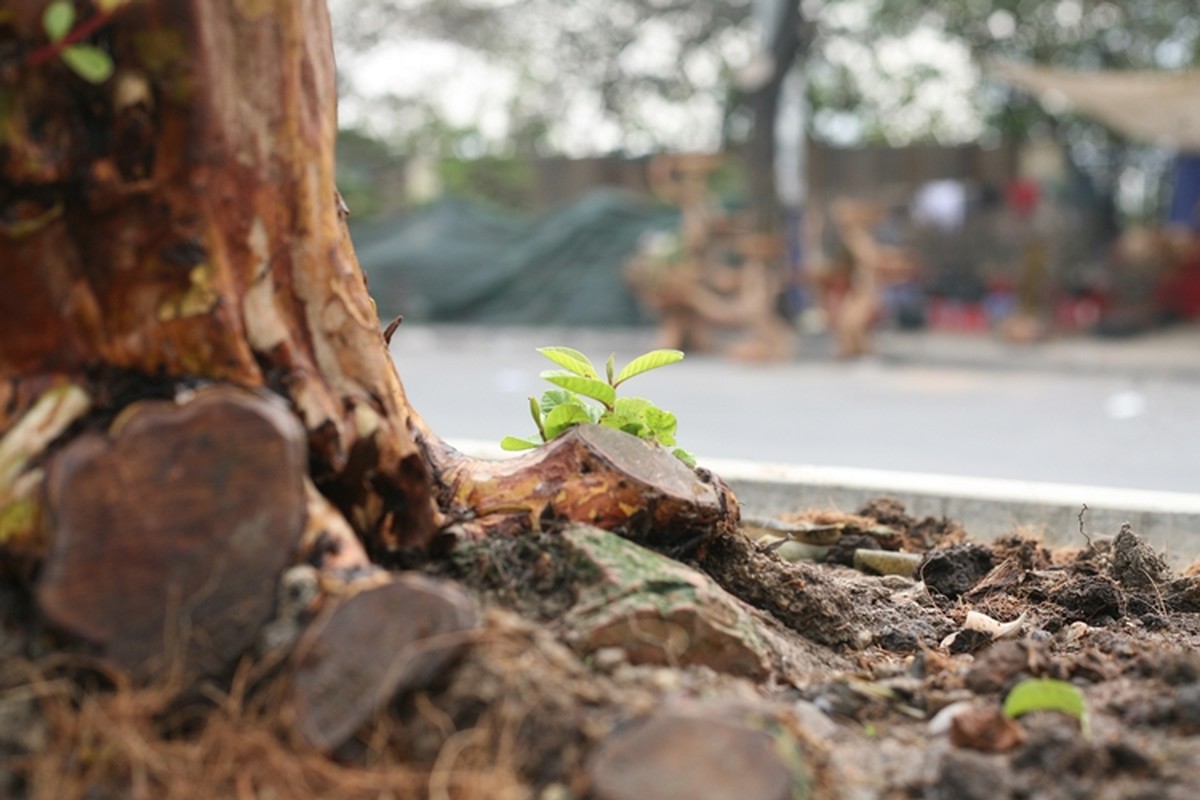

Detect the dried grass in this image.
[2,656,528,800]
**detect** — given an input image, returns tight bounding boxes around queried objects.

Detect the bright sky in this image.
[332,1,986,156]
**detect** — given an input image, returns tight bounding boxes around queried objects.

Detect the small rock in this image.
[950,705,1026,753]
[928,700,975,737]
[946,628,993,655]
[1175,682,1200,732]
[1167,576,1200,612]
[928,748,1015,799]
[257,565,322,656]
[965,640,1032,695]
[591,646,628,673]
[853,549,923,577]
[561,525,775,680]
[586,712,805,800]
[292,574,478,752]
[878,627,919,653]
[791,699,841,741]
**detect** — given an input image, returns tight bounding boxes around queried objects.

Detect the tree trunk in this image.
[1,0,436,556]
[744,0,805,236]
[0,0,737,677]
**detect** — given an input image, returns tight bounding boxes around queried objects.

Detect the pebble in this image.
[587,712,805,800]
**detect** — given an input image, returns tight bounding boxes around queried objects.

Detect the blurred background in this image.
[326,0,1200,493]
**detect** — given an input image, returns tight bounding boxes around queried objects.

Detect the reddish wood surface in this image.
[37,388,307,677]
[1,0,436,550]
[292,574,478,752]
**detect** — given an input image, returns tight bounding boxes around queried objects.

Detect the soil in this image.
[4,499,1200,799]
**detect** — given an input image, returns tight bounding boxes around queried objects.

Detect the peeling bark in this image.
[0,0,739,616]
[1,0,435,551]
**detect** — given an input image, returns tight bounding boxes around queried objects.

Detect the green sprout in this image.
[501,347,695,466]
[1003,678,1090,738]
[43,1,115,84]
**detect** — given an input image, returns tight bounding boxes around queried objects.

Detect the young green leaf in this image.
[672,448,697,467]
[504,345,693,464]
[604,397,653,438]
[536,347,599,379]
[43,1,74,42]
[500,436,540,451]
[538,389,575,416]
[612,396,654,418]
[1003,678,1089,736]
[539,370,616,408]
[527,396,546,440]
[542,401,594,440]
[61,45,114,83]
[643,406,678,446]
[600,413,643,438]
[602,417,645,438]
[614,349,684,386]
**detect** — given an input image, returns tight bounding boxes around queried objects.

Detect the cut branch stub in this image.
[291,574,479,753]
[431,424,738,551]
[36,387,308,679]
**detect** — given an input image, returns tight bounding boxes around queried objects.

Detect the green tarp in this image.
[352,189,679,326]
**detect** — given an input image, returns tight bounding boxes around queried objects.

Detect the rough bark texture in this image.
[420,423,737,553]
[0,0,436,554]
[1,1,740,686]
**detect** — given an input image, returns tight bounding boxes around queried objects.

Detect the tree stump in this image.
[36,387,308,678]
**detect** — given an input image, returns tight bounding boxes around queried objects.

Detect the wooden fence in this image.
[519,143,1020,211]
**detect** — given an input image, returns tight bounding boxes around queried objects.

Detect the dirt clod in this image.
[950,705,1026,752]
[919,544,995,599]
[929,749,1014,800]
[1110,523,1171,590]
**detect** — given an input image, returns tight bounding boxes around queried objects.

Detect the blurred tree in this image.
[331,0,1199,222]
[330,0,756,156]
[331,0,810,235]
[814,0,1199,222]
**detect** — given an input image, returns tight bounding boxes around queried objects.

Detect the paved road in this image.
[390,326,1200,494]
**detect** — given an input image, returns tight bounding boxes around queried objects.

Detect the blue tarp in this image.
[352,190,679,326]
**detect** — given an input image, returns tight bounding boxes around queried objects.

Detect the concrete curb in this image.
[448,438,1200,566]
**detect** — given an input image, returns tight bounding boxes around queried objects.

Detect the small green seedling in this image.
[501,347,695,466]
[42,1,116,84]
[1003,678,1090,738]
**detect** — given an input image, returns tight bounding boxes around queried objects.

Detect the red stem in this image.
[26,9,116,67]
